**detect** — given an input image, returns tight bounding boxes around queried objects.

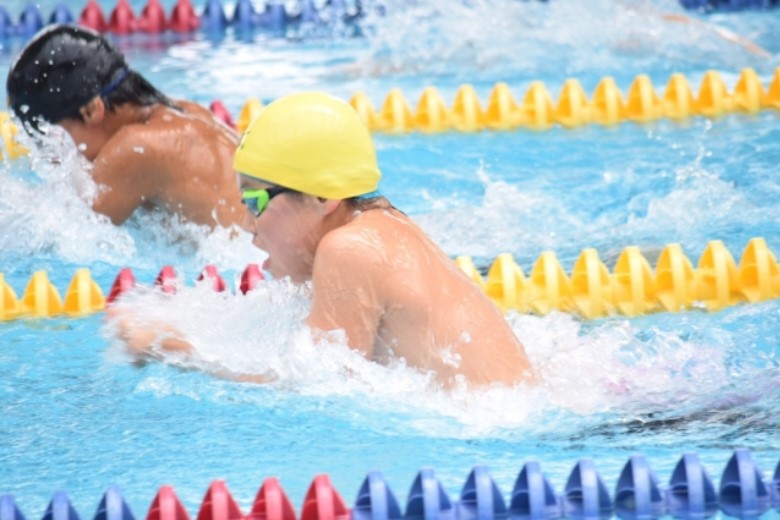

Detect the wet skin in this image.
[240,175,534,387]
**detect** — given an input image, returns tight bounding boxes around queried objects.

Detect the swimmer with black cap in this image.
[6,24,243,227]
[118,92,534,388]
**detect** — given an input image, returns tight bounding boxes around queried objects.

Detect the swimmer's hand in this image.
[106,306,193,357]
[106,306,276,385]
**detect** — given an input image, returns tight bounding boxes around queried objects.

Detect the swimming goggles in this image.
[241,186,295,217]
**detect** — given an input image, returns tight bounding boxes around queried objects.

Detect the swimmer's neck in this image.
[317,199,359,240]
[324,200,394,232]
[63,102,156,161]
[105,103,155,131]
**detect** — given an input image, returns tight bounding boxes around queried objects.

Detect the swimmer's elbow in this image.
[92,198,135,225]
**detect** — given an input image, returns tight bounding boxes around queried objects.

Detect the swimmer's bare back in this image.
[90,99,244,227]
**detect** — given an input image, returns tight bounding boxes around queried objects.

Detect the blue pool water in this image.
[1,0,780,517]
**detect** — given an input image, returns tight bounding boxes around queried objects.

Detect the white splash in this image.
[102,278,745,440]
[356,0,775,79]
[0,121,259,271]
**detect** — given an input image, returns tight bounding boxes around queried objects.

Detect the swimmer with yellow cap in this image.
[232,92,533,387]
[118,92,533,387]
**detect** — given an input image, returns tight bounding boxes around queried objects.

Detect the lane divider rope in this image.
[2,67,778,160]
[2,237,777,321]
[1,449,779,520]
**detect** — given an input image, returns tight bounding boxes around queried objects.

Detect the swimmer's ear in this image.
[319,198,342,216]
[79,97,106,127]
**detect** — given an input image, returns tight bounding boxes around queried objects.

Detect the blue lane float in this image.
[93,487,135,520]
[614,455,665,520]
[719,449,771,518]
[459,466,507,520]
[42,492,80,520]
[561,459,613,520]
[773,461,780,509]
[0,495,26,520]
[0,0,369,39]
[405,469,455,520]
[5,450,780,520]
[679,0,779,10]
[2,0,778,39]
[49,3,76,25]
[665,453,718,519]
[17,4,44,36]
[353,471,403,520]
[509,462,557,520]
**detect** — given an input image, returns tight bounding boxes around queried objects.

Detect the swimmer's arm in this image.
[619,1,771,58]
[90,131,160,224]
[109,308,193,355]
[110,309,276,384]
[307,232,384,359]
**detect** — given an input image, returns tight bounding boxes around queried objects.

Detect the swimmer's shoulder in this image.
[314,218,395,289]
[352,206,413,233]
[108,103,234,152]
[164,99,239,139]
[317,209,425,285]
[354,206,435,249]
[336,207,418,248]
[319,221,384,264]
[99,123,167,168]
[116,101,237,145]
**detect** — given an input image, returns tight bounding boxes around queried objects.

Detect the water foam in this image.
[100,278,774,441]
[0,125,260,271]
[356,0,776,81]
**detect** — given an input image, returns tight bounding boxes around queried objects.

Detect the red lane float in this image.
[105,264,265,304]
[210,101,236,129]
[78,0,107,32]
[198,265,227,292]
[240,264,264,295]
[139,0,168,33]
[196,481,243,520]
[155,266,179,294]
[107,0,137,35]
[106,267,136,304]
[146,486,190,520]
[301,475,349,520]
[249,478,297,520]
[169,0,200,32]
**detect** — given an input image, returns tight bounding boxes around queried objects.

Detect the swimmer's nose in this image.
[239,208,255,233]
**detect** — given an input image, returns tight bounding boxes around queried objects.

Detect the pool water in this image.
[1,0,780,517]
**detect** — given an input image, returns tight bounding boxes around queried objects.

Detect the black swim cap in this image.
[6,24,128,132]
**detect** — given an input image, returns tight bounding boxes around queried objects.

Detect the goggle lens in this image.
[241,189,271,217]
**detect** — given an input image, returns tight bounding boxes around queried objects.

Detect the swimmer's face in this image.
[240,175,322,283]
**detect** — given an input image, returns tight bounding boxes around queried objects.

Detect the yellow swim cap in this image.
[233,92,381,199]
